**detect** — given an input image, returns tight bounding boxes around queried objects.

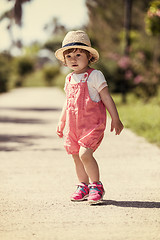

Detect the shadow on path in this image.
[0,116,48,124]
[0,107,61,124]
[0,107,61,112]
[0,134,53,143]
[92,200,160,208]
[0,134,56,152]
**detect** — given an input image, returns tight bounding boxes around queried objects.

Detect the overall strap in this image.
[81,68,95,82]
[68,68,95,82]
[86,68,95,77]
[68,72,74,82]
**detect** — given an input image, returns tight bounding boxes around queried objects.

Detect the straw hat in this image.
[55,30,99,64]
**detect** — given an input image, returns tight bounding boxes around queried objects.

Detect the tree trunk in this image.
[122,0,133,103]
[124,0,132,56]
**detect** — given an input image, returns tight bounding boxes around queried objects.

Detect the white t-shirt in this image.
[64,69,108,102]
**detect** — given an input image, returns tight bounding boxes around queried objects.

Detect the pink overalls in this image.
[64,68,106,154]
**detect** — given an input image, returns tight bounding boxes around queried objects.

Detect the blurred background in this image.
[0,0,160,146]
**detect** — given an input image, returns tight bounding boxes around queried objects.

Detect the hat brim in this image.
[55,45,99,64]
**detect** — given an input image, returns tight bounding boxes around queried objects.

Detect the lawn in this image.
[113,93,160,147]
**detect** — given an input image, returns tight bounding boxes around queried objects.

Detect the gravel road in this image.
[0,87,160,240]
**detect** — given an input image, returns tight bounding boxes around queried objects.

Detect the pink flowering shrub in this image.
[105,49,160,100]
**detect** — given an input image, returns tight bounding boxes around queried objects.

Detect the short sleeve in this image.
[89,70,108,92]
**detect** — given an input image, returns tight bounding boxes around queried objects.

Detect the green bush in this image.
[14,57,34,87]
[145,0,160,36]
[43,65,60,86]
[0,53,12,93]
[104,46,160,101]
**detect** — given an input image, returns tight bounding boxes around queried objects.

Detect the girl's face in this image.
[64,49,90,74]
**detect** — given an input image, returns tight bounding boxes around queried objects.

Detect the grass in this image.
[24,70,66,89]
[8,70,46,90]
[24,70,46,87]
[8,70,66,89]
[113,93,160,147]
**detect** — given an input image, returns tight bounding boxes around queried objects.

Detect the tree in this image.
[85,0,158,101]
[0,0,33,51]
[6,0,33,25]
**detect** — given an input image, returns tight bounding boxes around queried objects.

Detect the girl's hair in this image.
[63,48,96,64]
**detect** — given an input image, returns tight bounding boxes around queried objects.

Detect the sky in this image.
[0,0,88,51]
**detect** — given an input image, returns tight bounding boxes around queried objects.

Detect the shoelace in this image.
[76,184,88,193]
[89,184,102,194]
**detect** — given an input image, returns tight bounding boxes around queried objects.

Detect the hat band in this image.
[63,42,89,48]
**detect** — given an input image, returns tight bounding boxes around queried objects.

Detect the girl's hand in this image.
[56,121,65,138]
[111,119,124,135]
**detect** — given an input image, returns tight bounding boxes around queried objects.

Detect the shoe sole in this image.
[88,198,103,205]
[71,194,89,202]
[88,191,105,205]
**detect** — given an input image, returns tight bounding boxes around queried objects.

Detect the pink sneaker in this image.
[88,182,105,204]
[71,183,89,201]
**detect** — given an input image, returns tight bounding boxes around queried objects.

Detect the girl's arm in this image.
[56,99,67,138]
[99,87,124,135]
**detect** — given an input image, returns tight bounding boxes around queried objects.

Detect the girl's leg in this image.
[71,151,104,203]
[72,154,89,184]
[79,147,100,183]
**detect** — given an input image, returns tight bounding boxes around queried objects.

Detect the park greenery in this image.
[0,0,160,146]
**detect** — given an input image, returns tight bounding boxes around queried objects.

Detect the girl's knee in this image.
[79,147,93,162]
[72,154,80,163]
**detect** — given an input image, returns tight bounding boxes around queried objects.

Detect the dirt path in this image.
[0,87,160,240]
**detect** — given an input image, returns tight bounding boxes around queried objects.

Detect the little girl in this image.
[55,30,123,204]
